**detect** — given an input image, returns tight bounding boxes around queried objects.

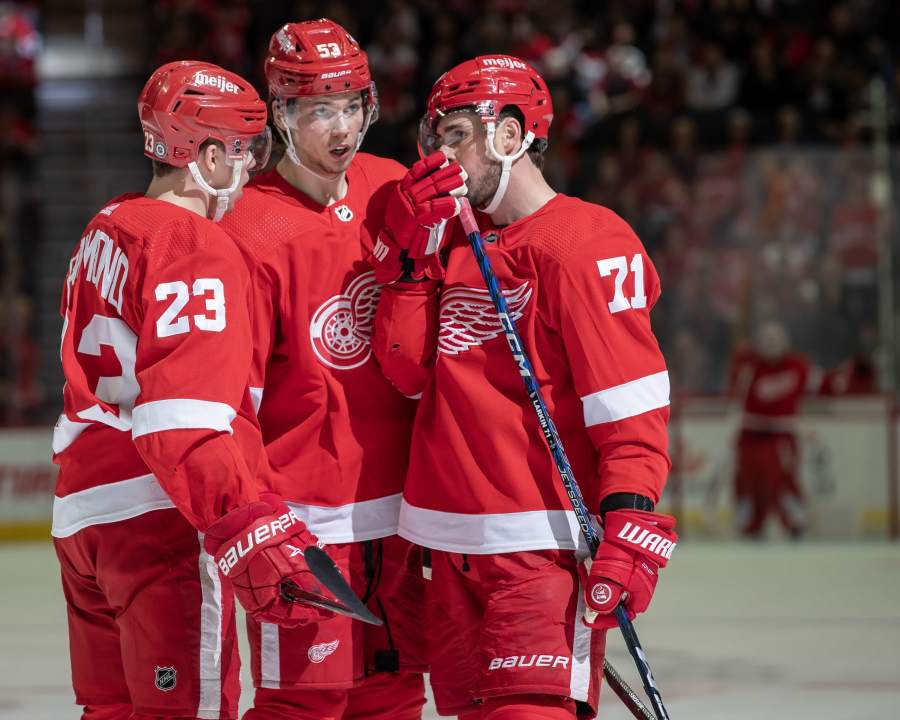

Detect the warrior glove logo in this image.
[308,639,340,663]
[155,666,177,692]
[310,271,381,370]
[438,282,532,356]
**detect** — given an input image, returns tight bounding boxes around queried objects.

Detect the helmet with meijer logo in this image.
[418,55,554,213]
[137,60,271,222]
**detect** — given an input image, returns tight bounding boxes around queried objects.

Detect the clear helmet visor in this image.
[223,126,272,172]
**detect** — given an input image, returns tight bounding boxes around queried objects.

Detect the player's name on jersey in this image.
[65,228,129,313]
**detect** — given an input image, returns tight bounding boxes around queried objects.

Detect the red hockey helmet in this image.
[419,55,553,155]
[265,19,373,100]
[138,60,270,169]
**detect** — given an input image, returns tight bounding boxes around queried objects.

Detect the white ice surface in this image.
[1,541,898,719]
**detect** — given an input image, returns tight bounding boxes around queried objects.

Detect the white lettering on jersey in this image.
[309,271,382,370]
[754,371,801,402]
[192,71,239,94]
[154,278,226,338]
[596,254,646,314]
[488,654,569,670]
[66,229,129,313]
[307,639,340,663]
[438,282,532,356]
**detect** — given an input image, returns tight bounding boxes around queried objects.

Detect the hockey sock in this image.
[480,694,577,720]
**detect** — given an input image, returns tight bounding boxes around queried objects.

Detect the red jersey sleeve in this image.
[130,220,260,530]
[546,215,671,504]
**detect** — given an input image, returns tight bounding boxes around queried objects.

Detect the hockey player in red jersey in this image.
[52,61,332,720]
[218,20,426,720]
[730,320,812,538]
[371,56,676,719]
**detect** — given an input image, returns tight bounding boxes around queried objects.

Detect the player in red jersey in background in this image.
[730,320,816,538]
[52,61,331,720]
[370,56,676,719]
[219,19,427,720]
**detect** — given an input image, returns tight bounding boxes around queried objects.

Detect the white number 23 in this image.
[596,255,647,314]
[155,278,226,337]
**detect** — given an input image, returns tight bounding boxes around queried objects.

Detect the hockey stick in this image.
[458,199,669,720]
[280,546,383,626]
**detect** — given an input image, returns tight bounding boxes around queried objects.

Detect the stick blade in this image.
[280,545,382,626]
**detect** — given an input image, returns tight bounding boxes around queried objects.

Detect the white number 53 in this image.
[596,255,646,314]
[155,278,226,337]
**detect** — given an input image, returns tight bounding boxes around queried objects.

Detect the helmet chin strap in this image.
[481,122,535,215]
[188,159,243,223]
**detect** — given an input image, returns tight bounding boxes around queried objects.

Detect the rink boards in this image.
[1,395,897,540]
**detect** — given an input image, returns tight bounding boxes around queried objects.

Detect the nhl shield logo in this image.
[333,204,354,222]
[155,665,177,692]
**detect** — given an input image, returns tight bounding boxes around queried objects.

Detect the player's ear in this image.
[271,98,288,132]
[497,116,522,155]
[199,142,219,175]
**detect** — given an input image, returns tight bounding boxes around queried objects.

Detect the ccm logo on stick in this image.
[489,655,569,670]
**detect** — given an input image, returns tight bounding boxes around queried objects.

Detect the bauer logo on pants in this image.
[155,666,177,691]
[308,639,340,663]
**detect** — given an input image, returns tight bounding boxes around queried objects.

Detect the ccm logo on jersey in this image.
[192,71,240,94]
[489,655,569,670]
[216,510,301,576]
[616,521,676,561]
[481,56,528,70]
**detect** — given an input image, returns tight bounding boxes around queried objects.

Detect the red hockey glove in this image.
[204,494,334,627]
[371,151,467,284]
[582,510,677,629]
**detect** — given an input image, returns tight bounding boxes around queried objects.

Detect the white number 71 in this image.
[596,255,646,314]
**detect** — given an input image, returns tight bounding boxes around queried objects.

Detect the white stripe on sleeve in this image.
[249,386,264,412]
[132,399,236,438]
[581,370,670,427]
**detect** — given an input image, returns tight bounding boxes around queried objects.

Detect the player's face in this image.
[283,91,365,176]
[434,111,501,210]
[202,143,256,213]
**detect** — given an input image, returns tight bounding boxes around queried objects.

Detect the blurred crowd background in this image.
[0,0,898,423]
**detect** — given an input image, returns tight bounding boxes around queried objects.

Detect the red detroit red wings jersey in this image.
[376,194,671,554]
[730,348,811,432]
[220,153,417,543]
[52,194,266,537]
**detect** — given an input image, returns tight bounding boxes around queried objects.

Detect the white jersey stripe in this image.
[132,399,236,438]
[287,493,401,544]
[570,570,593,702]
[581,370,670,427]
[398,500,597,554]
[249,386,264,413]
[259,623,281,689]
[51,474,175,538]
[196,534,223,719]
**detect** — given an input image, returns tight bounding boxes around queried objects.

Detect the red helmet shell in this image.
[265,19,372,98]
[424,55,553,139]
[138,60,267,168]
